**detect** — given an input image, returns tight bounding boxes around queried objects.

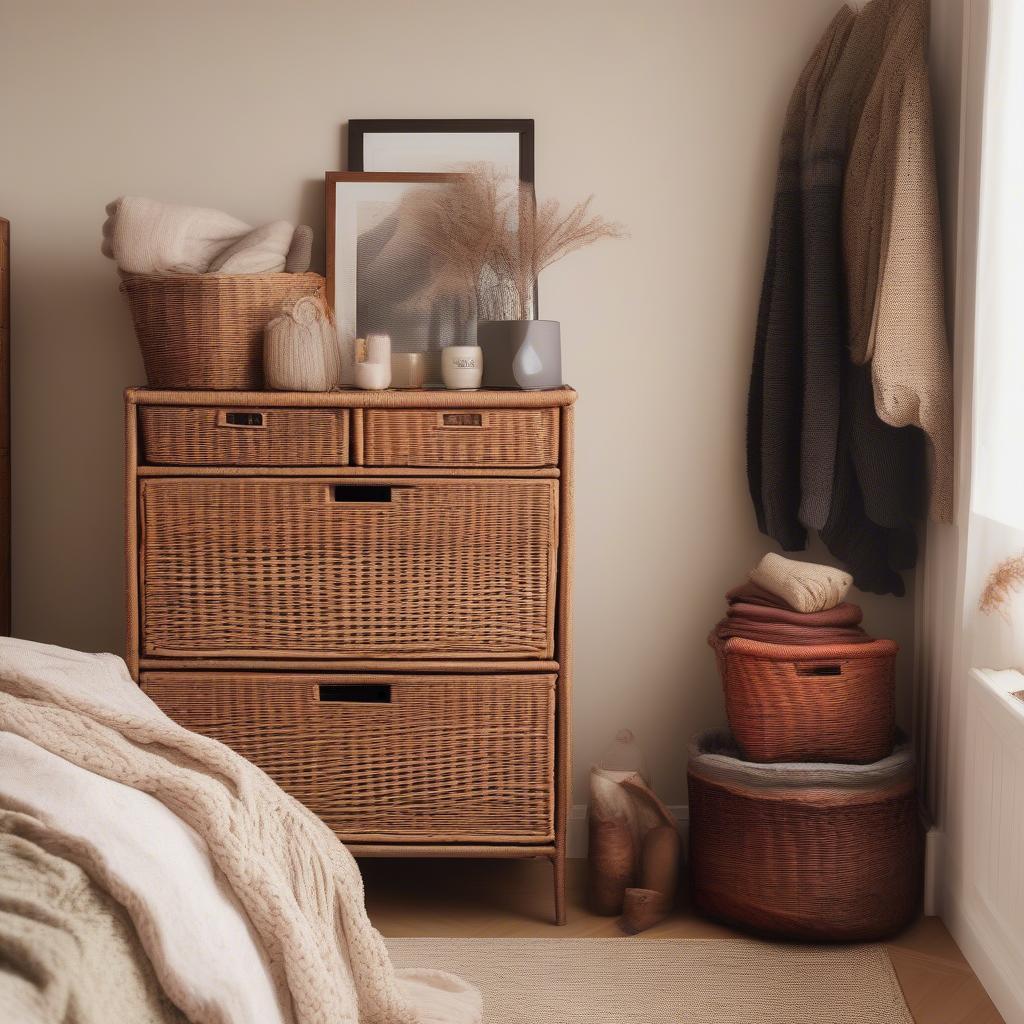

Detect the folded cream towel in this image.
[208,220,294,274]
[102,197,294,275]
[285,225,314,273]
[749,552,853,613]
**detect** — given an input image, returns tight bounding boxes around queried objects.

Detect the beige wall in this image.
[0,0,916,805]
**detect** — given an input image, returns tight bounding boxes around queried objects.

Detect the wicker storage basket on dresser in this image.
[126,387,575,923]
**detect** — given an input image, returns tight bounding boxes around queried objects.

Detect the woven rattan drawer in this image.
[139,476,558,659]
[140,405,350,466]
[361,408,559,468]
[140,672,556,843]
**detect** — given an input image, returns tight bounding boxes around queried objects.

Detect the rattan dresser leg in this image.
[553,850,566,925]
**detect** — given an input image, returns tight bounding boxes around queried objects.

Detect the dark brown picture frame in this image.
[347,118,535,183]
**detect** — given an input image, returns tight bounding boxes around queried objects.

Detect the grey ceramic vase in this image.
[477,320,562,390]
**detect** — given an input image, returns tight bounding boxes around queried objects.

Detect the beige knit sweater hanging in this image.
[843,0,953,522]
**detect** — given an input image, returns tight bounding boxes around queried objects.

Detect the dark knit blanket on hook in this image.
[747,5,853,552]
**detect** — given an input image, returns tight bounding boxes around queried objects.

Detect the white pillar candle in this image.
[365,333,391,366]
[353,360,391,390]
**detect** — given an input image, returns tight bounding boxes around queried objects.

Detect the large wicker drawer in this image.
[139,476,558,659]
[140,672,556,843]
[361,408,559,467]
[140,406,350,466]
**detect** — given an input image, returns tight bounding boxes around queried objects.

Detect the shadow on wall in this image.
[13,250,140,652]
[298,179,327,276]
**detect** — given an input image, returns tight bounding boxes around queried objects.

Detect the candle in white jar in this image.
[441,346,483,390]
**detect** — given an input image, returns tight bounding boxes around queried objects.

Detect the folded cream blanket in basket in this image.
[0,637,481,1024]
[102,197,295,275]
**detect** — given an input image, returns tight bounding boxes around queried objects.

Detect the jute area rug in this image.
[386,937,913,1024]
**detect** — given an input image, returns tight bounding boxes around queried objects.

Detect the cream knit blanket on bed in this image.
[0,811,188,1024]
[0,637,481,1024]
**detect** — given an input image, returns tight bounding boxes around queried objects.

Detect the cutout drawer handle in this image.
[218,411,265,428]
[318,684,391,703]
[333,484,392,503]
[440,412,485,428]
[795,664,842,677]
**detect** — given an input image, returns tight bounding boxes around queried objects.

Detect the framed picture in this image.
[347,118,537,319]
[326,171,467,386]
[347,118,534,183]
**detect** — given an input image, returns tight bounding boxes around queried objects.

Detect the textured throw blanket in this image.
[0,637,481,1024]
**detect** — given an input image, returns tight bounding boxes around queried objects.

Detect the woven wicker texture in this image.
[140,406,349,466]
[688,734,922,941]
[141,673,555,842]
[139,477,557,659]
[385,937,914,1024]
[362,409,559,468]
[120,272,324,389]
[717,636,897,764]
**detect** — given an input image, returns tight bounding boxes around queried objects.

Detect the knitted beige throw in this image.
[0,637,481,1024]
[843,0,953,522]
[749,552,853,613]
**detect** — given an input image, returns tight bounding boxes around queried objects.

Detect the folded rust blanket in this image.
[716,579,868,648]
[727,600,863,627]
[710,618,870,648]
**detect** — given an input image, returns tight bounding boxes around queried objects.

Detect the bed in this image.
[0,636,481,1024]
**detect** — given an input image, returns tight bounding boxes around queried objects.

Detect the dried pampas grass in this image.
[979,552,1024,619]
[383,164,625,321]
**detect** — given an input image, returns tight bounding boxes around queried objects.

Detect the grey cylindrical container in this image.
[477,320,562,390]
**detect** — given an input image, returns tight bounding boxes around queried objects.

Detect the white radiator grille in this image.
[966,669,1024,950]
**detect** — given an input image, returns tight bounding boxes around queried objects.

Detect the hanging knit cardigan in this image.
[747,6,854,551]
[748,0,934,594]
[844,0,953,522]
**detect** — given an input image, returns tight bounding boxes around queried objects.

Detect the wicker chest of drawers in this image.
[125,387,575,922]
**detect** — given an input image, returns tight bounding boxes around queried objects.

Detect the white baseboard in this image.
[567,803,689,859]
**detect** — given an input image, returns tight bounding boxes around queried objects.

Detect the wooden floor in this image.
[360,857,1003,1024]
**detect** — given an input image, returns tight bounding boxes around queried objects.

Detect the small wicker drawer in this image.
[361,408,559,468]
[139,476,558,659]
[140,406,350,466]
[140,671,557,843]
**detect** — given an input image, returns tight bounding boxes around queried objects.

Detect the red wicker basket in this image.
[715,636,897,764]
[688,731,922,941]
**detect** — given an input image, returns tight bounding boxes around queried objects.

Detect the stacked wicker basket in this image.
[688,567,924,941]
